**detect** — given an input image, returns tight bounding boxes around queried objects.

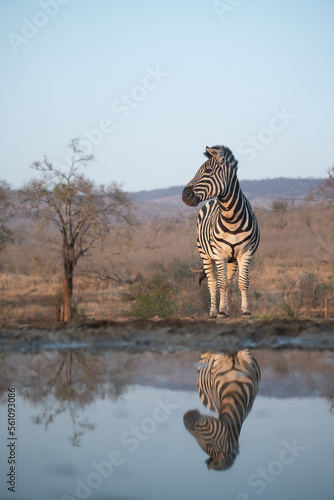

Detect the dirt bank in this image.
[1,317,334,352]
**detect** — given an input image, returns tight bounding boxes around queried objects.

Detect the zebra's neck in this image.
[218,400,245,436]
[217,170,244,223]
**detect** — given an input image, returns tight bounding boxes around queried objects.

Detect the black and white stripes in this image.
[182,145,260,318]
[183,350,261,470]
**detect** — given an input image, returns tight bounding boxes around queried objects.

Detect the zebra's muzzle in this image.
[182,186,201,207]
[183,409,201,430]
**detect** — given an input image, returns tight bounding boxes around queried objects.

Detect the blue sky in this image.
[1,0,334,192]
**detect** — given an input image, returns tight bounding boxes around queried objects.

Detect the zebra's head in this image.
[183,409,239,470]
[182,145,238,207]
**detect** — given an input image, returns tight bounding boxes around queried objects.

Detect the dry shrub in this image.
[125,259,209,319]
[1,202,334,321]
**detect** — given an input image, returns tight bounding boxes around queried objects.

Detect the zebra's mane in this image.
[204,145,238,169]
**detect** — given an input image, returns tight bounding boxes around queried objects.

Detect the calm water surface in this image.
[0,348,333,500]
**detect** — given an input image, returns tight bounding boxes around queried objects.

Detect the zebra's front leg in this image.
[238,252,252,317]
[216,259,230,318]
[202,257,218,318]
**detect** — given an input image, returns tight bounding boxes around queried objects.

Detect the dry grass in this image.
[1,202,334,324]
[0,273,61,323]
[0,273,130,323]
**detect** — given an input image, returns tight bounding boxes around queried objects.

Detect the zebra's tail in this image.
[199,270,207,286]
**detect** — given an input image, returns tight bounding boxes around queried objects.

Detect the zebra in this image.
[182,145,260,318]
[183,350,261,470]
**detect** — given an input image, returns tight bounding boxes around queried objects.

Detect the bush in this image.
[128,259,209,318]
[70,304,86,318]
[271,200,288,214]
[281,302,298,319]
[131,285,176,318]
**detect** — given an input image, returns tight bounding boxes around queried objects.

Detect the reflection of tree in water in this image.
[0,350,136,447]
[326,381,334,414]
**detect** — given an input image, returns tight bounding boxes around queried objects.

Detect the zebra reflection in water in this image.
[183,350,260,470]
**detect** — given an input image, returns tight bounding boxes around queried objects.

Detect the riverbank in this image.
[1,317,334,352]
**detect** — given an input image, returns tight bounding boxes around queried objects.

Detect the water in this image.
[0,348,333,500]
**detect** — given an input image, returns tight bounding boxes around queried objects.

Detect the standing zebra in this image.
[183,350,261,470]
[182,145,260,318]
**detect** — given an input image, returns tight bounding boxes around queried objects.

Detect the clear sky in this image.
[1,0,334,192]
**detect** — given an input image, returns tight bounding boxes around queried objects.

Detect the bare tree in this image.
[316,166,334,204]
[21,139,133,321]
[0,181,13,251]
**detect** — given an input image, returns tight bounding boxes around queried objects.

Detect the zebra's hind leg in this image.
[237,252,252,317]
[202,257,217,318]
[220,259,238,317]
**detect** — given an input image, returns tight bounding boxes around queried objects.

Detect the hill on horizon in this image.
[131,177,323,217]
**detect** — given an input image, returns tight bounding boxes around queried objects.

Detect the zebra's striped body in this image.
[183,350,260,470]
[182,145,260,317]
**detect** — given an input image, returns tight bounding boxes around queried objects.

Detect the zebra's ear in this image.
[205,147,221,159]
